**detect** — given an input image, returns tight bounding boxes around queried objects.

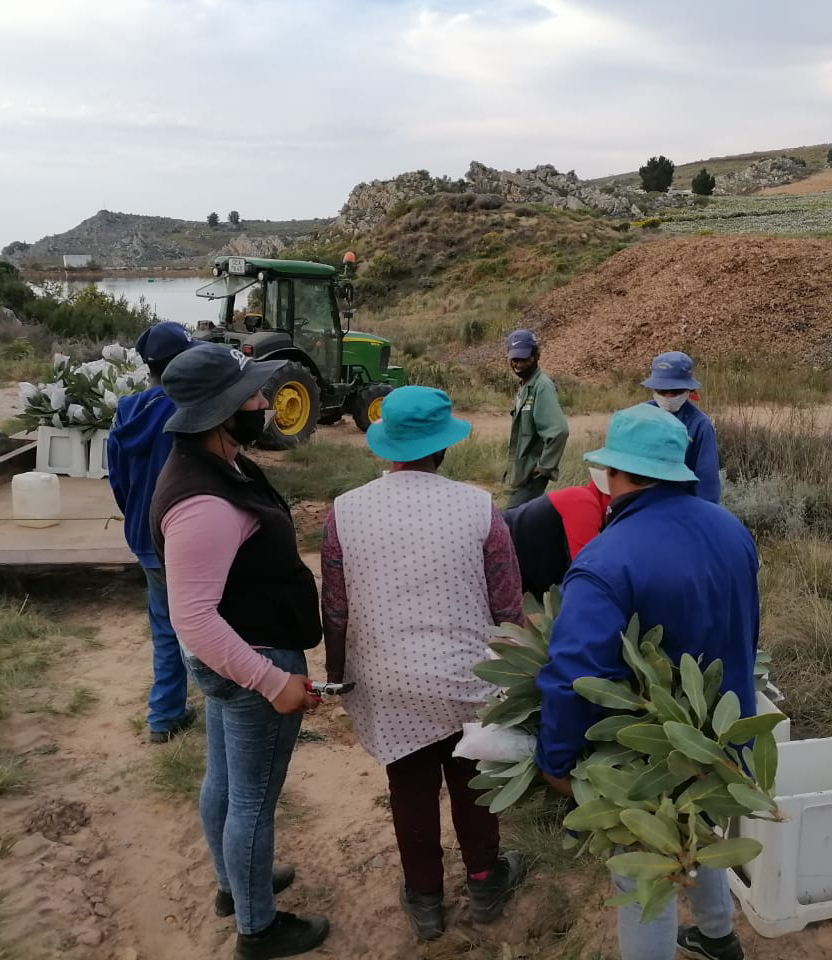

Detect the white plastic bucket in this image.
[11,471,61,528]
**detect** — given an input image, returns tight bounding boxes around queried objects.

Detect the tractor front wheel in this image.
[259,361,321,450]
[352,384,392,433]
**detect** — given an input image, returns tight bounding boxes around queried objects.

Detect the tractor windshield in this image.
[196,275,257,300]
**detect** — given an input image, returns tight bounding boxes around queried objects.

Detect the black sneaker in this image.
[235,911,329,959]
[400,885,444,941]
[467,851,527,924]
[149,705,197,744]
[215,865,297,917]
[678,925,744,960]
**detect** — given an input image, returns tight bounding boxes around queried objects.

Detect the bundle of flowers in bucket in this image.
[456,589,787,923]
[19,345,149,476]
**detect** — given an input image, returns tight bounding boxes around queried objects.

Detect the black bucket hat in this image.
[162,343,284,433]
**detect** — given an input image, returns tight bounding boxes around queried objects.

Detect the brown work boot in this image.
[467,851,527,923]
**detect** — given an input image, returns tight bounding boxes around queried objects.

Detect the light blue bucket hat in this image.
[367,386,470,462]
[583,403,698,483]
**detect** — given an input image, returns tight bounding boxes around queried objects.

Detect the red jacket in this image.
[547,481,610,560]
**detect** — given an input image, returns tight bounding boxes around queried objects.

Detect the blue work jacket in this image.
[649,400,720,503]
[535,484,759,778]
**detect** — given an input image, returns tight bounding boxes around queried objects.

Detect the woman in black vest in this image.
[150,344,329,959]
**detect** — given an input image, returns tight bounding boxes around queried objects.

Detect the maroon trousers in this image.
[385,732,500,894]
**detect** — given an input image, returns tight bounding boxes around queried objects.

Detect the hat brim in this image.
[507,347,535,359]
[583,445,698,484]
[164,358,285,433]
[367,415,471,462]
[641,375,701,390]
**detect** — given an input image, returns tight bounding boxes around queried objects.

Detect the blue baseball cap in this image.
[641,351,701,391]
[583,403,698,484]
[135,322,196,365]
[506,329,539,359]
[162,343,284,433]
[367,386,470,462]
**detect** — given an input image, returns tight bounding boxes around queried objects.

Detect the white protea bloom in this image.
[67,404,89,423]
[49,385,67,411]
[51,412,63,428]
[132,363,150,384]
[102,344,126,362]
[53,353,71,367]
[126,348,143,367]
[114,375,132,394]
[18,382,39,403]
[103,389,119,409]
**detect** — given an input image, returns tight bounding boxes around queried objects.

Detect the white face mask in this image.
[588,467,610,495]
[653,391,689,414]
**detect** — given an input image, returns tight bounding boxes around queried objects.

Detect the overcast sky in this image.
[2,0,832,247]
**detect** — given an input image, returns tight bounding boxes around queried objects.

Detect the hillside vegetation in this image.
[590,142,832,190]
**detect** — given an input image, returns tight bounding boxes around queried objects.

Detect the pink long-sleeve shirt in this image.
[162,495,290,702]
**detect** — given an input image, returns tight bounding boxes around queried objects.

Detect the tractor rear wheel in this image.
[352,383,392,433]
[259,361,321,450]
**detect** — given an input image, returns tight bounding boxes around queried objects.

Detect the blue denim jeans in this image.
[142,565,188,733]
[614,866,734,960]
[186,648,305,935]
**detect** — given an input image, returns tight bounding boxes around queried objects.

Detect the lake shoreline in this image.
[22,267,208,282]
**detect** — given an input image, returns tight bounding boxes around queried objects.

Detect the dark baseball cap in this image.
[135,322,196,364]
[162,342,285,434]
[506,329,539,359]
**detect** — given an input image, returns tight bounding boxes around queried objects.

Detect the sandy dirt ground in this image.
[760,170,832,196]
[0,384,22,425]
[3,562,832,960]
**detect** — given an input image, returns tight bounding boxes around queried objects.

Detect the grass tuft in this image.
[0,756,29,796]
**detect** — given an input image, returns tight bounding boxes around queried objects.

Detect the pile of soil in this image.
[521,236,832,377]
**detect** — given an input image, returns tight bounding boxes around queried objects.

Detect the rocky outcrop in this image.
[335,161,694,232]
[216,234,286,258]
[714,156,810,195]
[464,161,639,217]
[6,211,330,269]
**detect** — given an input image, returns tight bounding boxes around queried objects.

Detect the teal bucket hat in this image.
[367,386,471,462]
[583,403,698,483]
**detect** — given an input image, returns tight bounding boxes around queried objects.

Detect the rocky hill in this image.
[336,161,690,233]
[4,210,333,270]
[591,143,831,193]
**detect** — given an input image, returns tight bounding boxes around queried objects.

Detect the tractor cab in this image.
[194,256,404,448]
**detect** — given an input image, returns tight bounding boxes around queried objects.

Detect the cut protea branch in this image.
[470,594,787,923]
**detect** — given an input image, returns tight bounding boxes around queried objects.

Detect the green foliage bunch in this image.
[468,590,559,813]
[639,156,675,193]
[470,594,786,924]
[692,168,716,196]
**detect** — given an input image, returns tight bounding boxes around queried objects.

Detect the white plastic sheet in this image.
[452,721,536,762]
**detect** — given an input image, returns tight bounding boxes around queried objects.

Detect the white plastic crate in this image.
[758,690,790,743]
[729,735,832,937]
[87,429,110,479]
[35,426,88,478]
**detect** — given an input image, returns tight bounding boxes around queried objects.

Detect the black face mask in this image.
[225,409,266,445]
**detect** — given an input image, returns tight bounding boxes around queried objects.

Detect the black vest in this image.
[150,438,321,652]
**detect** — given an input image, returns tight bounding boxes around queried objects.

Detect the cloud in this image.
[1,0,832,246]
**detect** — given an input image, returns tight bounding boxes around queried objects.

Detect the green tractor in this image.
[194,255,404,449]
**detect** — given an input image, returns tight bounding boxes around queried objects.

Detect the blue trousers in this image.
[142,565,188,733]
[615,866,734,960]
[186,648,306,935]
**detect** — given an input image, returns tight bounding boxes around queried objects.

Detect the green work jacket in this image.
[506,367,569,490]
